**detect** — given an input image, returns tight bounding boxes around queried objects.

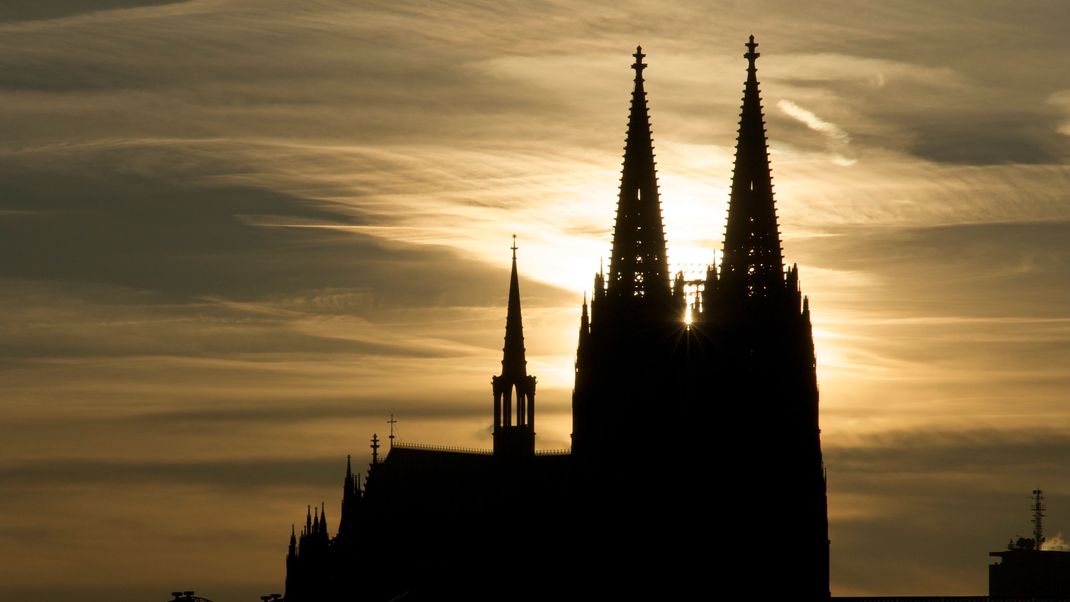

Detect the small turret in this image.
[673,271,687,320]
[591,261,605,327]
[284,524,299,602]
[579,293,590,344]
[492,237,536,458]
[581,292,589,332]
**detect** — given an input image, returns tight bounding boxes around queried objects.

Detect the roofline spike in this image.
[632,45,646,74]
[499,236,528,379]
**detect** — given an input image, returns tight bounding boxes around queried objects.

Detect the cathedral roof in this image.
[360,446,570,514]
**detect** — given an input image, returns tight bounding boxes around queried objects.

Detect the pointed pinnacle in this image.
[501,238,527,379]
[632,45,646,74]
[745,35,760,80]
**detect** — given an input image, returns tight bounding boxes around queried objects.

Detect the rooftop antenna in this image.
[387,414,398,447]
[1032,488,1046,551]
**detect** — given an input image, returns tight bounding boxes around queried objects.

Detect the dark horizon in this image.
[4,1,1070,600]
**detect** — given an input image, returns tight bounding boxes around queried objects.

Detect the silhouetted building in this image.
[989,489,1070,599]
[283,37,829,601]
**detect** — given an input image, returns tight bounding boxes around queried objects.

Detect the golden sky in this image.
[3,0,1070,599]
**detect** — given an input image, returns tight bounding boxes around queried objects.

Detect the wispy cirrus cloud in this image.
[4,0,1070,599]
[778,99,856,165]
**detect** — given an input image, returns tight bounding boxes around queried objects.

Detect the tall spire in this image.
[492,238,536,458]
[501,235,527,380]
[720,35,785,299]
[608,46,670,301]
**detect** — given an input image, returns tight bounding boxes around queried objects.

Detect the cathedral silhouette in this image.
[282,36,830,601]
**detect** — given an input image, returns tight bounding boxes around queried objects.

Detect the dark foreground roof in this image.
[366,444,572,511]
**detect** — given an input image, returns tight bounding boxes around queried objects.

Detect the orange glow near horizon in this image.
[5,2,1070,599]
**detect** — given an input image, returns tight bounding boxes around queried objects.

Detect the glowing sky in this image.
[3,1,1070,599]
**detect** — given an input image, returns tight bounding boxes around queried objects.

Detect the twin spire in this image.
[495,37,781,452]
[720,35,785,299]
[607,37,784,306]
[607,46,670,301]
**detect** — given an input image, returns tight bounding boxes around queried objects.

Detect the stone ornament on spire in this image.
[745,34,760,80]
[632,45,646,76]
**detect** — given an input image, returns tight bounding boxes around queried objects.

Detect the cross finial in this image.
[632,45,646,75]
[744,35,760,73]
[387,413,397,447]
[511,234,518,259]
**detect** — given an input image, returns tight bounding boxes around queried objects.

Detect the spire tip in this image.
[744,35,760,73]
[632,45,646,74]
[498,232,527,380]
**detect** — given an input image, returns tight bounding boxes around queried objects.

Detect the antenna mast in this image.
[1032,488,1046,551]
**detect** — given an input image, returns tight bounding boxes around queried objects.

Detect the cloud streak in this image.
[3,0,1070,599]
[778,98,856,165]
